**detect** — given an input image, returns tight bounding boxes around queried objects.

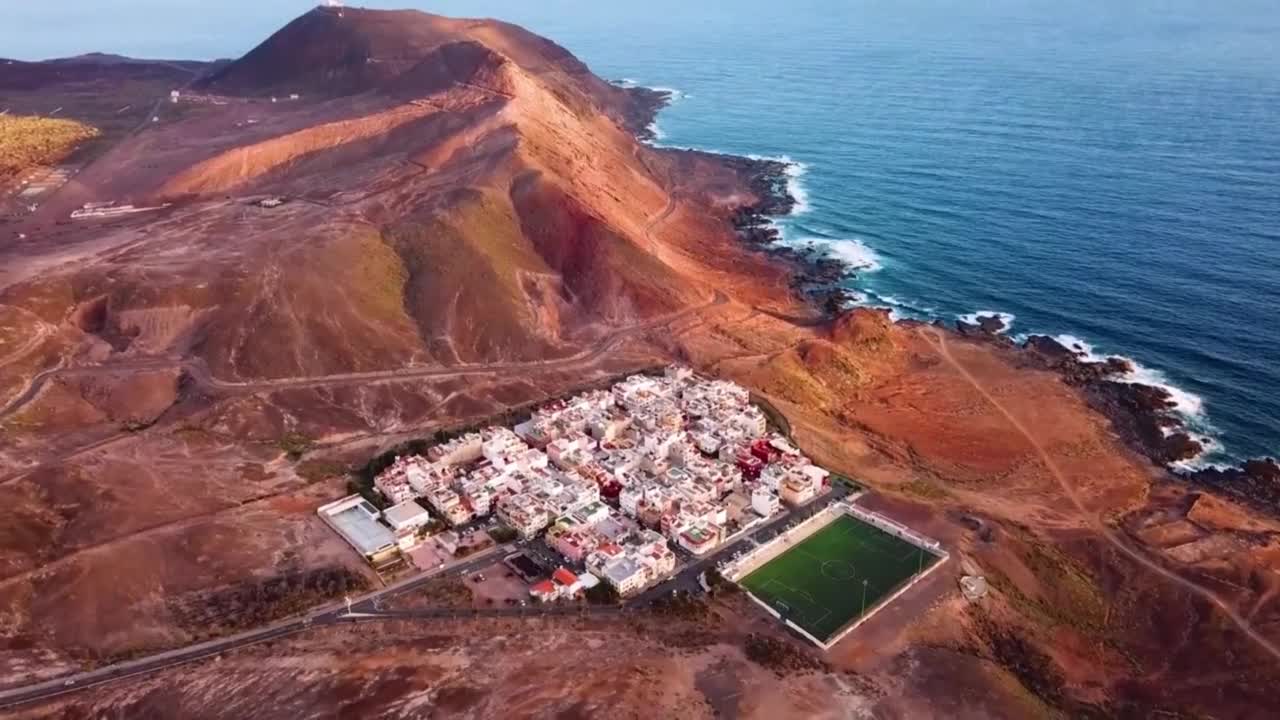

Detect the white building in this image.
[383,500,433,532]
[602,557,648,596]
[752,486,781,517]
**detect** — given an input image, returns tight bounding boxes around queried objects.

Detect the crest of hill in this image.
[200,7,591,98]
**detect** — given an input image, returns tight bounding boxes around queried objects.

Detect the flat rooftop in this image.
[384,500,430,526]
[328,503,395,556]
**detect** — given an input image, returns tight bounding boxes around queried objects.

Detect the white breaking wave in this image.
[1051,334,1103,362]
[860,293,939,321]
[746,153,811,215]
[1044,334,1220,464]
[957,310,1016,333]
[798,236,882,272]
[1124,363,1207,420]
[647,120,667,141]
[648,86,686,102]
[1172,436,1230,472]
[1048,333,1207,420]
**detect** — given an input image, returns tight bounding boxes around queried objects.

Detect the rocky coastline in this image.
[957,315,1280,512]
[619,83,1278,512]
[616,84,674,143]
[618,83,853,314]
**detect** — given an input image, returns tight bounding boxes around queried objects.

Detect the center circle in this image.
[821,560,857,581]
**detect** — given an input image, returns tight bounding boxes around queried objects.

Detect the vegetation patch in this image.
[987,528,1107,636]
[0,115,98,181]
[167,567,370,639]
[277,431,314,461]
[900,477,949,500]
[487,525,518,544]
[649,591,710,621]
[297,459,348,483]
[742,633,827,675]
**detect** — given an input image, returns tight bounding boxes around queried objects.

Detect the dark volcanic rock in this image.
[1014,335,1203,465]
[1185,459,1280,510]
[1085,380,1204,465]
[956,314,1007,336]
[956,314,1016,347]
[1022,336,1133,384]
[618,85,672,143]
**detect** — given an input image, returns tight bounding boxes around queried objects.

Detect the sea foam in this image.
[861,293,938,320]
[1045,334,1220,463]
[648,86,686,103]
[1045,334,1208,420]
[746,153,811,215]
[1123,363,1206,419]
[957,310,1016,333]
[796,236,882,272]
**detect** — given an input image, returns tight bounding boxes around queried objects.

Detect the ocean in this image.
[7,0,1279,465]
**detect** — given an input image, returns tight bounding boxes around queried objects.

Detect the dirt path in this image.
[918,326,1280,663]
[0,291,727,423]
[0,307,53,369]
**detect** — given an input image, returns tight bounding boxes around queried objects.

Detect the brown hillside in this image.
[0,6,793,383]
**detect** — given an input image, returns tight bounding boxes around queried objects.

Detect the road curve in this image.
[0,483,850,710]
[918,326,1280,663]
[0,291,729,423]
[0,545,508,711]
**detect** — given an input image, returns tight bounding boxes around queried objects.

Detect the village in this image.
[319,367,837,603]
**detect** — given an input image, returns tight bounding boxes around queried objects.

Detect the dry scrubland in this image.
[0,116,98,180]
[2,6,1279,718]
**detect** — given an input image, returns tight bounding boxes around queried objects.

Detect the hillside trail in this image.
[918,325,1280,663]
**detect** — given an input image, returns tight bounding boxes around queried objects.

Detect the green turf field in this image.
[740,513,940,642]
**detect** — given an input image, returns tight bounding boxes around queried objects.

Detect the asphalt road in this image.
[0,485,853,711]
[0,545,508,711]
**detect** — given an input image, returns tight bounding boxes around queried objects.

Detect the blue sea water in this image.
[7,0,1279,464]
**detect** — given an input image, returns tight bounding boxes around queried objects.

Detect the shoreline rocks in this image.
[621,82,1279,515]
[1007,332,1277,512]
[617,85,672,143]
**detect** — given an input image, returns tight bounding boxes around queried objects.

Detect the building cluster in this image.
[529,567,598,603]
[363,367,831,596]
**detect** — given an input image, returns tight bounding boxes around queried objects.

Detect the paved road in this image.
[0,546,508,711]
[631,484,853,606]
[0,486,852,710]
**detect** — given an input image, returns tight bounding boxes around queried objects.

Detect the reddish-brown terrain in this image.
[1,6,1278,719]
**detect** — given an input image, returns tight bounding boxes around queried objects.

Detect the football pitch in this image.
[740,513,940,642]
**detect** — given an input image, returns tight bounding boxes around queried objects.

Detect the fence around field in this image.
[722,505,843,582]
[728,501,950,650]
[842,503,945,556]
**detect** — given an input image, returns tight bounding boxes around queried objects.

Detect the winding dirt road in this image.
[0,290,728,423]
[918,326,1280,663]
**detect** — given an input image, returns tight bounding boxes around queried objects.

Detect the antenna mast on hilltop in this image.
[324,0,345,16]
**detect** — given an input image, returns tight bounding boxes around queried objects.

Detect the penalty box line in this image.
[761,578,833,629]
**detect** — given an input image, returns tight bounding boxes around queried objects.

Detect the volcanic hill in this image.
[3,7,1279,720]
[0,6,794,384]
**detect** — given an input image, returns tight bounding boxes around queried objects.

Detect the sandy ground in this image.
[1,10,1277,719]
[466,562,530,607]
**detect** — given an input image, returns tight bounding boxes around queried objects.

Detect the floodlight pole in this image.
[861,579,868,615]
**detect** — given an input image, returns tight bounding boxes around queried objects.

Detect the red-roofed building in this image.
[736,453,764,479]
[750,439,778,463]
[552,568,579,587]
[530,580,559,602]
